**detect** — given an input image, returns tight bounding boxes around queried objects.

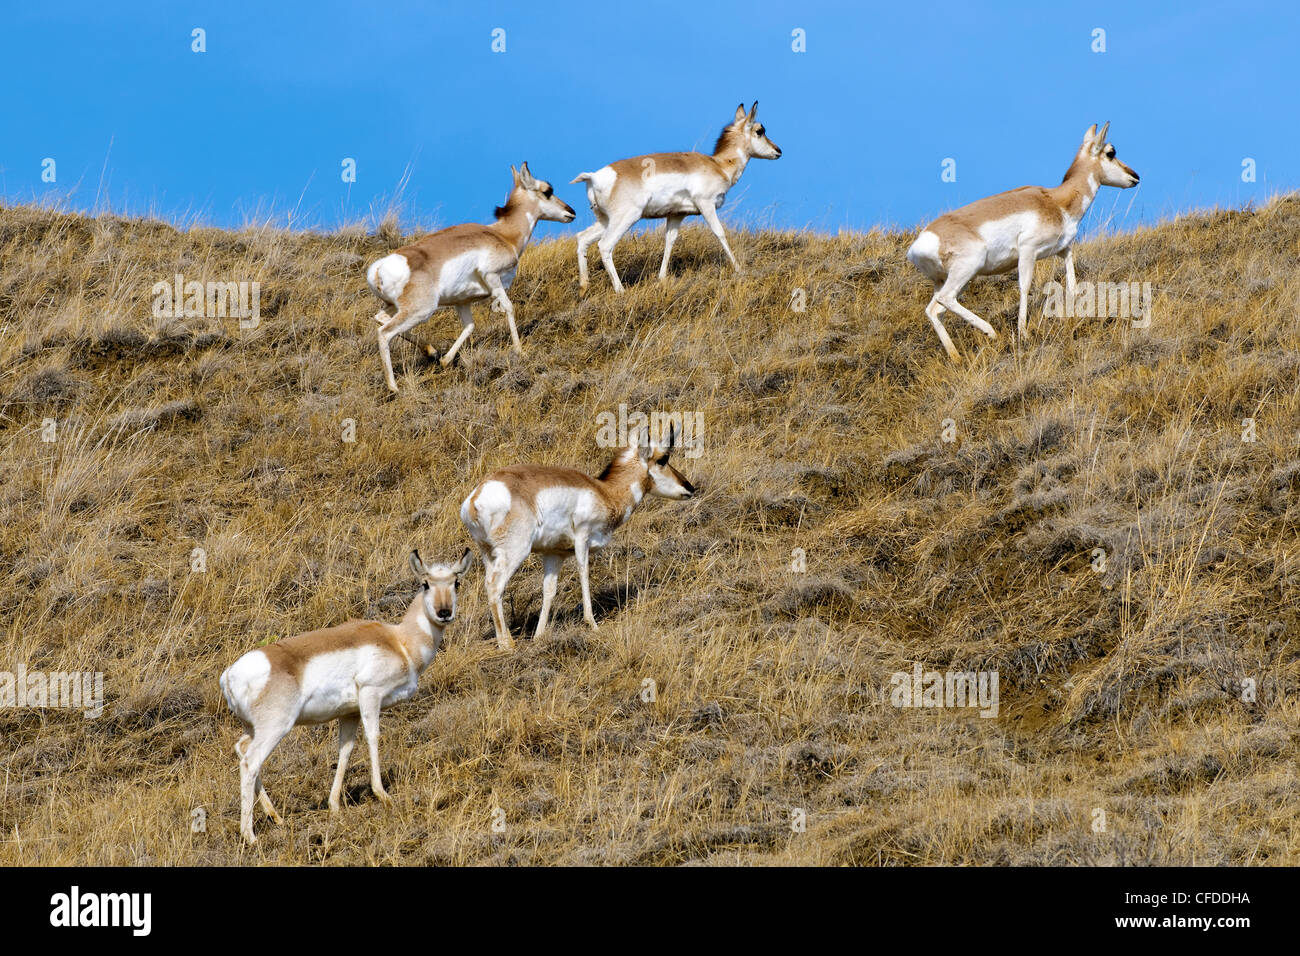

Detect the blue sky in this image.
[1,1,1293,239]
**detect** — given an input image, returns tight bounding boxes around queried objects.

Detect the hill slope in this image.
[1,196,1299,865]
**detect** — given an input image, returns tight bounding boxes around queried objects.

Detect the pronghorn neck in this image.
[711,132,750,186]
[491,197,540,255]
[397,587,441,654]
[1053,155,1103,220]
[595,451,650,527]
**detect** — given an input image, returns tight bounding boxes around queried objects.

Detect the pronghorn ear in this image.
[634,426,653,461]
[734,103,747,125]
[747,101,758,124]
[1092,121,1111,155]
[519,162,535,188]
[453,548,473,577]
[409,549,425,578]
[510,164,521,186]
[658,422,678,456]
[1081,124,1099,150]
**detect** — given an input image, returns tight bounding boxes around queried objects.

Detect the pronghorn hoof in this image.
[439,355,454,368]
[375,791,393,807]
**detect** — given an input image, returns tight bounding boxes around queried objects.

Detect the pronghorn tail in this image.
[569,172,594,185]
[366,253,412,305]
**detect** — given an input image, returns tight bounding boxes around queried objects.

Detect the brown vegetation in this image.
[1,195,1298,864]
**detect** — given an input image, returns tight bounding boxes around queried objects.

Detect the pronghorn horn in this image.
[519,161,534,186]
[734,103,747,124]
[456,548,473,574]
[409,549,424,577]
[510,164,520,186]
[747,101,758,123]
[665,422,677,453]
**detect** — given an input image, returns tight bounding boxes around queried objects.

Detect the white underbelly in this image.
[643,191,703,218]
[298,682,359,723]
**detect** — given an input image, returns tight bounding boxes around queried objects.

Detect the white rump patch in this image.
[907,230,941,266]
[219,649,272,724]
[367,253,411,304]
[463,479,513,539]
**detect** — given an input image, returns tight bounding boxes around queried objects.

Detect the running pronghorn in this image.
[219,548,472,844]
[366,163,575,391]
[906,123,1140,361]
[460,425,695,650]
[571,102,782,293]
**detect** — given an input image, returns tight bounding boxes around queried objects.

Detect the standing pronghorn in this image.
[571,102,781,293]
[460,426,695,650]
[366,163,575,391]
[906,123,1140,361]
[219,549,472,844]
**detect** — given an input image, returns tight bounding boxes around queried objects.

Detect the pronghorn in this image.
[219,549,472,844]
[571,102,781,293]
[366,163,575,391]
[460,425,695,650]
[906,123,1140,361]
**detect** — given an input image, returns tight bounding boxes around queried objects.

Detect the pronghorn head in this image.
[1079,123,1140,188]
[503,162,576,223]
[638,423,696,500]
[721,102,782,161]
[409,548,474,625]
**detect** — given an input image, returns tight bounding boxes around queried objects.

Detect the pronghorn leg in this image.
[484,537,532,650]
[697,201,740,273]
[484,556,513,650]
[934,263,996,340]
[1016,247,1037,338]
[925,296,962,363]
[237,719,294,844]
[328,714,360,812]
[596,210,640,294]
[374,307,435,358]
[378,304,437,393]
[483,272,521,354]
[256,774,282,825]
[574,536,598,631]
[534,553,564,640]
[440,304,475,367]
[659,215,685,280]
[357,688,391,806]
[1062,246,1077,301]
[576,221,605,293]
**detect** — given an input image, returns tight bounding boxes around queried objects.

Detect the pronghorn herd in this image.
[223,105,1141,842]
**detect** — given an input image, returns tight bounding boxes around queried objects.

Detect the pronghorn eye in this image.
[657,455,669,466]
[542,185,553,198]
[755,125,764,135]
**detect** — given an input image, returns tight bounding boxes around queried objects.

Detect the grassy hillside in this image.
[1,195,1299,865]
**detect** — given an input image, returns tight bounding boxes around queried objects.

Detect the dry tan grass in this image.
[1,195,1298,865]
